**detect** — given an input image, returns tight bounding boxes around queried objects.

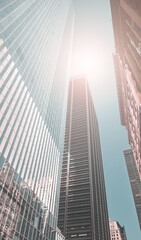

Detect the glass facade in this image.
[58,76,110,240]
[124,149,141,229]
[0,1,74,239]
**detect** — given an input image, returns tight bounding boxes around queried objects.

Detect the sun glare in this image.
[79,56,93,73]
[71,44,110,81]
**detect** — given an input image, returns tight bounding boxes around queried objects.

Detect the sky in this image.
[71,0,141,239]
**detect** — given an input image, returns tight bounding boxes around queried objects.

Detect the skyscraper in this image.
[58,75,110,240]
[110,0,141,180]
[0,1,74,239]
[124,149,141,229]
[109,219,127,240]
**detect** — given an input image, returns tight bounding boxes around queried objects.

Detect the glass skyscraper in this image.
[0,1,74,239]
[58,76,110,240]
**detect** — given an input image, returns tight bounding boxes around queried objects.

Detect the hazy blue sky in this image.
[71,0,141,239]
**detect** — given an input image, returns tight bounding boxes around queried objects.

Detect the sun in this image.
[79,55,93,73]
[71,51,93,76]
[71,42,111,83]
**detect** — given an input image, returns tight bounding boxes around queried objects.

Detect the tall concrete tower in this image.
[58,75,110,240]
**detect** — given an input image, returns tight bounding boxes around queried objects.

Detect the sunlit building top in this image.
[109,219,127,240]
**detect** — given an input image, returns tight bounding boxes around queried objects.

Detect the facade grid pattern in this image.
[124,149,141,229]
[0,1,74,239]
[110,0,141,180]
[58,76,110,240]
